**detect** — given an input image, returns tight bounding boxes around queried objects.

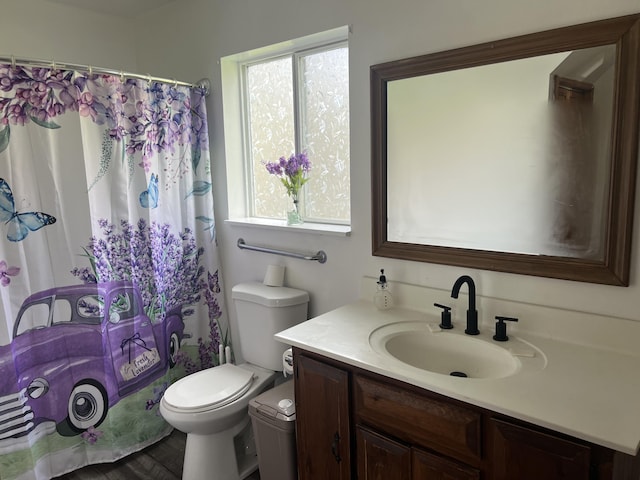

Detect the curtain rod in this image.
[0,54,211,96]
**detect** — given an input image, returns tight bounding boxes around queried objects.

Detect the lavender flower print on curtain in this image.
[0,65,228,480]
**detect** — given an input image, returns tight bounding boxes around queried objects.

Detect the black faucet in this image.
[451,275,479,335]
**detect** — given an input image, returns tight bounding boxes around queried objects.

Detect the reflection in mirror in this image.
[387,46,615,260]
[372,14,640,285]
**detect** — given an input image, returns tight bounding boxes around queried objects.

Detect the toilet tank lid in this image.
[232,282,309,307]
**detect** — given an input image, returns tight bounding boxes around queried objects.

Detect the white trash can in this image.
[248,380,297,480]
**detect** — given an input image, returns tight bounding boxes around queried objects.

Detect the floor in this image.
[55,429,261,480]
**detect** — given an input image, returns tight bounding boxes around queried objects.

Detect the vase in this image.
[287,196,303,225]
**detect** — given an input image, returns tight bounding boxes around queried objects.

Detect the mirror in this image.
[371,14,640,285]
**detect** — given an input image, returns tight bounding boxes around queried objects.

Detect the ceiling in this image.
[45,0,178,17]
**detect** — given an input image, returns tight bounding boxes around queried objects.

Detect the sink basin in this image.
[369,321,541,379]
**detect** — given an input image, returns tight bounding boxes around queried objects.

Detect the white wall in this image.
[1,0,138,70]
[135,0,640,322]
[5,0,640,359]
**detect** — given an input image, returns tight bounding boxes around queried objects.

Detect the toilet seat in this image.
[163,364,255,412]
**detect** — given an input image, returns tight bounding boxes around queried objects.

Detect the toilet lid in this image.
[163,364,254,412]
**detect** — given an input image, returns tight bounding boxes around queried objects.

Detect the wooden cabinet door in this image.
[295,354,351,480]
[490,418,591,480]
[412,447,480,480]
[357,426,411,480]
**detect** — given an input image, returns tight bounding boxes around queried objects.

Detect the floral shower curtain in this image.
[0,65,229,480]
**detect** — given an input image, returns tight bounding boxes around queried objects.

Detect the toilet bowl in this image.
[159,282,309,480]
[160,363,277,480]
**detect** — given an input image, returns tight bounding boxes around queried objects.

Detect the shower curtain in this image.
[0,64,229,480]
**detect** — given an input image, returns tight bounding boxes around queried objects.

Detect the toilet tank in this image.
[232,282,309,371]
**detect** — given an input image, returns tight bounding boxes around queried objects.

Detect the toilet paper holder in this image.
[283,348,294,377]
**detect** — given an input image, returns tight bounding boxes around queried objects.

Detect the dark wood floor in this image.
[55,429,261,480]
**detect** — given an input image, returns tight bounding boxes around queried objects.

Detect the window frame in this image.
[222,26,351,234]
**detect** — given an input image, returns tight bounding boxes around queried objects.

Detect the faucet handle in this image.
[434,303,453,329]
[493,316,518,342]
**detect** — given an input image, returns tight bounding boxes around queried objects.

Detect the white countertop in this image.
[275,300,640,455]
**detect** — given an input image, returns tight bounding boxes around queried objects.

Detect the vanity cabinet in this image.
[293,348,638,480]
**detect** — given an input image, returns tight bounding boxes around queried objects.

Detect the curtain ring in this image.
[10,55,15,69]
[173,78,178,88]
[120,70,125,82]
[88,65,93,75]
[147,74,152,84]
[52,59,56,70]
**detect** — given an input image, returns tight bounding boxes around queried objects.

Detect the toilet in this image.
[159,282,309,480]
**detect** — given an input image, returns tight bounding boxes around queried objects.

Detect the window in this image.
[15,301,50,335]
[222,27,350,229]
[51,299,72,325]
[77,295,104,321]
[108,291,136,323]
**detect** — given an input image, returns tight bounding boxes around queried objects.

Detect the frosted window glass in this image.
[301,47,350,222]
[247,58,295,218]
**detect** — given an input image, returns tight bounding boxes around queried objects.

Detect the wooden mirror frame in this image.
[371,14,640,285]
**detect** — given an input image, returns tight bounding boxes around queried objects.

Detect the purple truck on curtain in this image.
[0,281,185,439]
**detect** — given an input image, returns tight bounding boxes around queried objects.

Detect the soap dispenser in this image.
[374,269,393,310]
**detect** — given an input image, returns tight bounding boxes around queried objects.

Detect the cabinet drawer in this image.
[354,374,482,463]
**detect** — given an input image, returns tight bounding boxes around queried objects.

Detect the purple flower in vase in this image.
[264,152,311,199]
